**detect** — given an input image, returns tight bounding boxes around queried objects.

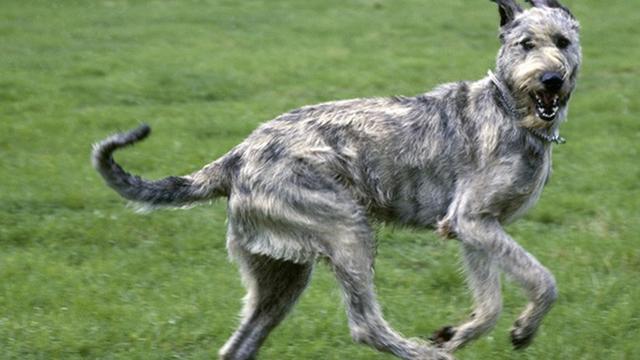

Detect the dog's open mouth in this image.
[531,91,560,121]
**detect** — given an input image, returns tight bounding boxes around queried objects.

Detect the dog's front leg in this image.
[435,215,557,352]
[431,243,502,352]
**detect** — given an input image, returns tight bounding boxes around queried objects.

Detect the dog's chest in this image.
[503,150,552,223]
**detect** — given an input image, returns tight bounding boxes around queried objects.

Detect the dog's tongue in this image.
[540,92,555,109]
[537,91,559,112]
[534,91,560,121]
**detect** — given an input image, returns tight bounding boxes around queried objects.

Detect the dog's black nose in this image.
[540,72,564,93]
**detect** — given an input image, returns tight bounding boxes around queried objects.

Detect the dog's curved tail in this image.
[92,124,232,209]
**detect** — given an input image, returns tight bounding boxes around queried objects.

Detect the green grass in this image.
[1,0,639,359]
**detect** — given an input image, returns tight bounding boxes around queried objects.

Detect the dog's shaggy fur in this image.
[92,1,581,359]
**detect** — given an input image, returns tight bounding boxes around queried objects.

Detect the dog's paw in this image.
[429,325,456,346]
[510,319,537,350]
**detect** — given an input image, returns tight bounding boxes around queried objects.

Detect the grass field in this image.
[1,0,639,359]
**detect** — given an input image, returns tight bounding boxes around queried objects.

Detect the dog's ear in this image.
[491,0,523,27]
[525,0,575,19]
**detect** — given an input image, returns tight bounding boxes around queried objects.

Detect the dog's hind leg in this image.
[327,227,453,360]
[432,245,502,352]
[219,245,313,360]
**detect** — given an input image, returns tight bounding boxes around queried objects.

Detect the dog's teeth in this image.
[535,94,542,103]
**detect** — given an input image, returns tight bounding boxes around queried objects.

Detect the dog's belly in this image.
[376,171,454,227]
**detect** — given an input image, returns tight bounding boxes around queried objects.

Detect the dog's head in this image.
[492,0,581,128]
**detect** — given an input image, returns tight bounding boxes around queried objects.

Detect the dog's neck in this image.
[487,70,566,145]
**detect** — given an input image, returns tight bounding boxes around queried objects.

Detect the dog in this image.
[92,1,581,359]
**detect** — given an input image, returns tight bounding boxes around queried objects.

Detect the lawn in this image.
[1,0,638,359]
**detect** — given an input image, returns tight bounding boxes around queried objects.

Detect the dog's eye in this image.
[556,36,571,49]
[520,39,535,51]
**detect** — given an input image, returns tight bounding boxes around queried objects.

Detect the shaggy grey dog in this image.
[92,1,581,359]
